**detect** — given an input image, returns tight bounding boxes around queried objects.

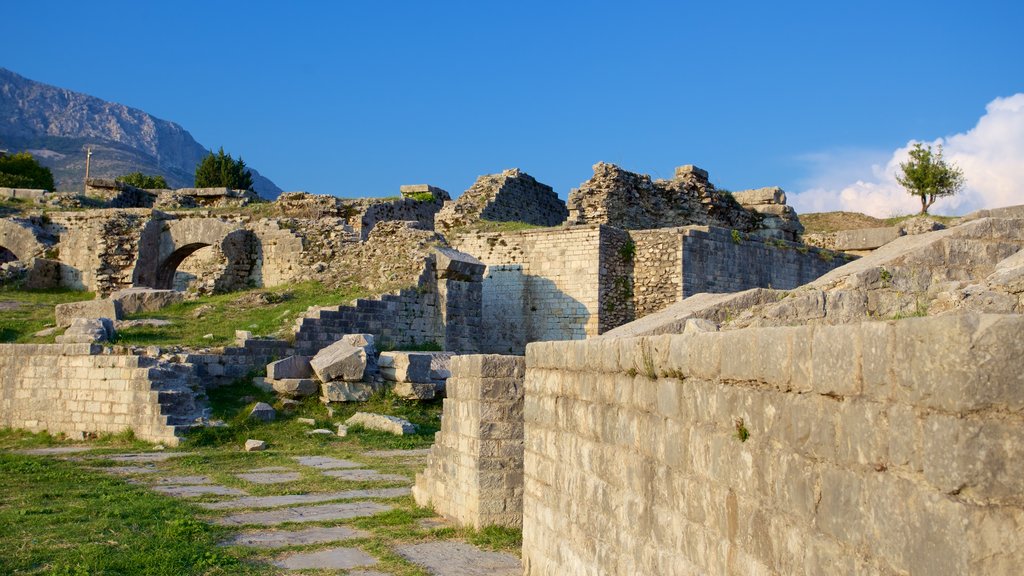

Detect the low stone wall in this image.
[0,344,188,445]
[522,312,1024,575]
[413,355,525,528]
[184,338,291,388]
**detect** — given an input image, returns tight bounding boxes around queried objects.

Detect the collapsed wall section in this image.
[522,312,1024,575]
[413,354,525,529]
[0,344,193,445]
[435,169,567,233]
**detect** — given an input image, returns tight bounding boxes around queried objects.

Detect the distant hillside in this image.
[0,68,281,199]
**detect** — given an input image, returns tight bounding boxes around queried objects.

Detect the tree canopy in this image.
[0,152,56,190]
[194,147,253,191]
[896,143,965,215]
[116,171,169,189]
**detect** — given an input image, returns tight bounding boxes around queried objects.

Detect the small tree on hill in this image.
[194,147,254,191]
[116,171,169,189]
[896,143,965,215]
[0,152,55,190]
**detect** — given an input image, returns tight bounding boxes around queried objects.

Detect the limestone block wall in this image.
[480,265,528,354]
[413,355,525,528]
[48,209,154,295]
[522,312,1024,575]
[350,196,446,240]
[0,344,186,445]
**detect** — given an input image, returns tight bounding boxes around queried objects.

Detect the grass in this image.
[0,287,94,343]
[116,281,369,347]
[883,213,959,227]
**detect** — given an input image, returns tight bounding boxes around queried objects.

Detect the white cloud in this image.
[789,93,1024,218]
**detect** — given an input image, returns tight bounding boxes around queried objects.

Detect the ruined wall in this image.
[479,265,528,354]
[631,228,685,317]
[522,312,1024,575]
[50,209,153,295]
[0,344,189,445]
[413,355,525,529]
[435,169,567,233]
[348,186,448,240]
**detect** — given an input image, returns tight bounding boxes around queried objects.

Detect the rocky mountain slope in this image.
[0,68,281,199]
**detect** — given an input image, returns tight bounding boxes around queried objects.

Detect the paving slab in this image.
[235,471,302,484]
[214,501,391,526]
[293,455,361,469]
[152,485,248,498]
[149,475,213,485]
[101,452,185,462]
[199,487,410,510]
[323,469,409,483]
[396,542,521,576]
[15,446,93,455]
[93,465,159,475]
[273,547,378,570]
[221,525,369,547]
[362,448,432,458]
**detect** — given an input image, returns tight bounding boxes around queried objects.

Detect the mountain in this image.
[0,68,282,199]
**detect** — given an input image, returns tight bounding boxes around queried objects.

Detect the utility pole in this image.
[84,146,92,191]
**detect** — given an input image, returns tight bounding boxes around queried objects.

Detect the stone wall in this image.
[435,169,567,233]
[348,186,449,240]
[631,228,684,317]
[521,311,1024,575]
[0,344,194,445]
[49,209,153,295]
[413,355,525,529]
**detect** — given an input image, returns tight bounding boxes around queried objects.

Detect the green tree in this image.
[194,147,254,191]
[116,171,169,189]
[896,143,965,215]
[0,152,56,190]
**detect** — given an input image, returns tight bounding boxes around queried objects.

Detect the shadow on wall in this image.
[133,220,260,293]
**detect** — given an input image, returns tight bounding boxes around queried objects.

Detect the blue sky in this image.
[5,1,1023,215]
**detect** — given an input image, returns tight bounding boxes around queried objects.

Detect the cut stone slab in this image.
[101,452,184,462]
[235,471,302,484]
[199,487,411,510]
[321,380,379,402]
[296,418,316,426]
[56,317,114,343]
[306,429,335,436]
[150,475,213,485]
[266,355,312,380]
[345,412,417,435]
[98,465,159,475]
[214,501,391,526]
[271,378,318,398]
[249,402,276,422]
[221,525,369,547]
[362,448,432,458]
[379,351,432,383]
[273,547,378,571]
[396,542,522,576]
[15,446,92,455]
[109,288,183,314]
[311,338,369,382]
[323,469,409,483]
[244,439,267,452]
[294,455,361,470]
[54,298,121,327]
[392,380,440,400]
[152,484,248,498]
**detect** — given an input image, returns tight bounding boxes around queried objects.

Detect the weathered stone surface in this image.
[248,402,276,422]
[15,446,92,455]
[322,469,410,483]
[273,547,378,571]
[266,355,312,380]
[235,470,302,484]
[305,428,335,436]
[244,439,267,452]
[392,381,440,400]
[270,378,318,398]
[435,168,567,233]
[310,337,369,382]
[201,487,410,510]
[396,542,521,576]
[221,525,369,547]
[345,412,417,435]
[55,317,114,343]
[214,501,391,526]
[54,299,122,327]
[109,288,183,314]
[363,448,432,458]
[294,455,360,470]
[321,380,379,402]
[150,475,212,485]
[152,484,247,498]
[832,226,902,251]
[379,351,433,383]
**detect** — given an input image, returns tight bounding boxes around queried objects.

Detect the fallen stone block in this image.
[244,439,267,452]
[337,424,348,437]
[249,402,276,422]
[267,355,313,380]
[297,418,316,425]
[428,352,455,380]
[321,381,379,402]
[270,378,318,398]
[379,352,432,383]
[311,337,371,382]
[306,429,335,436]
[56,317,115,344]
[54,299,122,327]
[392,381,439,401]
[235,330,253,346]
[109,288,183,314]
[345,412,417,436]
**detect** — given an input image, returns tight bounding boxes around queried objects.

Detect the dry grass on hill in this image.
[799,211,888,234]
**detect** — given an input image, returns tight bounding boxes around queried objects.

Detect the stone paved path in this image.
[293,455,361,469]
[15,446,93,455]
[273,547,379,570]
[323,469,409,483]
[221,525,368,547]
[235,470,302,484]
[200,487,410,510]
[214,502,392,526]
[397,542,522,576]
[152,485,248,498]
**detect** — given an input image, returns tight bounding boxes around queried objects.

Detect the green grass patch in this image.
[0,454,257,575]
[115,281,368,347]
[451,219,549,236]
[0,287,94,343]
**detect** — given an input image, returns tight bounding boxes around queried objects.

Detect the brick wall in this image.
[0,344,190,445]
[413,355,525,529]
[521,312,1024,575]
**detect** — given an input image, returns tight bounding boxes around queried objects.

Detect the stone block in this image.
[452,354,525,379]
[379,351,433,383]
[249,402,276,422]
[55,317,115,344]
[267,355,313,380]
[392,381,439,400]
[109,288,183,315]
[832,227,901,251]
[345,411,417,435]
[310,339,368,382]
[270,378,318,398]
[732,186,785,205]
[810,323,861,396]
[321,381,378,402]
[244,439,267,451]
[55,299,122,327]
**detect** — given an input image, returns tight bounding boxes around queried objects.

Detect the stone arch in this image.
[0,219,49,262]
[133,218,261,292]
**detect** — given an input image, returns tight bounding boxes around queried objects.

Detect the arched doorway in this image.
[153,242,211,290]
[0,246,18,265]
